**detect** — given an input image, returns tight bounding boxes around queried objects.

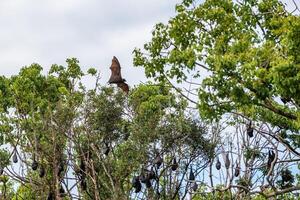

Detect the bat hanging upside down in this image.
[108,56,129,94]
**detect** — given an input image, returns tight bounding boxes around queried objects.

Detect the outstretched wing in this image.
[108,56,123,84]
[117,82,129,94]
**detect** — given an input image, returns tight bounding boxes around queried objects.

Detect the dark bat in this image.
[267,150,275,169]
[189,168,195,181]
[247,122,254,138]
[171,158,178,171]
[57,161,65,176]
[32,160,38,171]
[31,154,38,171]
[132,176,140,188]
[140,171,152,188]
[234,164,240,177]
[191,182,198,192]
[80,179,87,191]
[103,142,110,156]
[153,153,163,168]
[140,173,147,184]
[132,176,142,193]
[59,185,66,197]
[148,169,156,180]
[145,179,152,188]
[216,157,221,170]
[108,56,129,94]
[225,153,230,169]
[134,183,142,193]
[281,169,293,182]
[39,166,45,178]
[13,151,18,163]
[281,97,290,104]
[47,191,55,200]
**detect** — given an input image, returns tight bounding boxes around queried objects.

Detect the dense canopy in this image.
[0,0,299,199]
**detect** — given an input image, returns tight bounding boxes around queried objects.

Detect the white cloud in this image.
[0,0,180,87]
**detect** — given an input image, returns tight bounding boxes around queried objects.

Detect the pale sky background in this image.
[0,0,181,88]
[0,0,297,88]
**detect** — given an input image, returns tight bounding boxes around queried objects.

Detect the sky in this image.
[0,0,180,87]
[0,0,298,88]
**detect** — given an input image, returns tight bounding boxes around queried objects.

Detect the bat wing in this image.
[108,56,123,84]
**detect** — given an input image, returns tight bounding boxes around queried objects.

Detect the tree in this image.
[133,0,300,131]
[133,0,300,198]
[0,59,214,199]
[0,0,299,199]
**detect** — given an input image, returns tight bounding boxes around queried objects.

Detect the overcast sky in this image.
[0,0,297,88]
[0,0,180,87]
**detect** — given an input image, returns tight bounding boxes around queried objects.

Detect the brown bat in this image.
[117,82,129,94]
[108,56,129,94]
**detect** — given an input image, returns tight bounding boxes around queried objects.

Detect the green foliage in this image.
[0,179,16,200]
[0,58,86,199]
[243,147,261,160]
[133,0,300,132]
[193,185,233,200]
[0,60,211,199]
[87,67,97,76]
[1,1,299,199]
[133,1,300,199]
[0,149,10,167]
[13,184,35,200]
[276,168,295,189]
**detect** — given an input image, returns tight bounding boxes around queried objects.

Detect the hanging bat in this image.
[58,161,65,176]
[32,154,38,171]
[216,157,221,170]
[140,171,152,188]
[189,168,195,181]
[234,163,240,177]
[281,97,291,104]
[191,182,198,192]
[281,169,293,182]
[132,176,140,187]
[145,179,152,188]
[108,56,129,94]
[132,176,142,193]
[247,122,254,138]
[148,168,156,180]
[59,185,66,197]
[32,160,38,171]
[225,153,230,169]
[80,179,87,191]
[153,153,163,168]
[13,151,18,163]
[47,191,55,200]
[39,166,45,178]
[140,173,147,184]
[103,142,110,156]
[171,158,178,171]
[267,150,275,169]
